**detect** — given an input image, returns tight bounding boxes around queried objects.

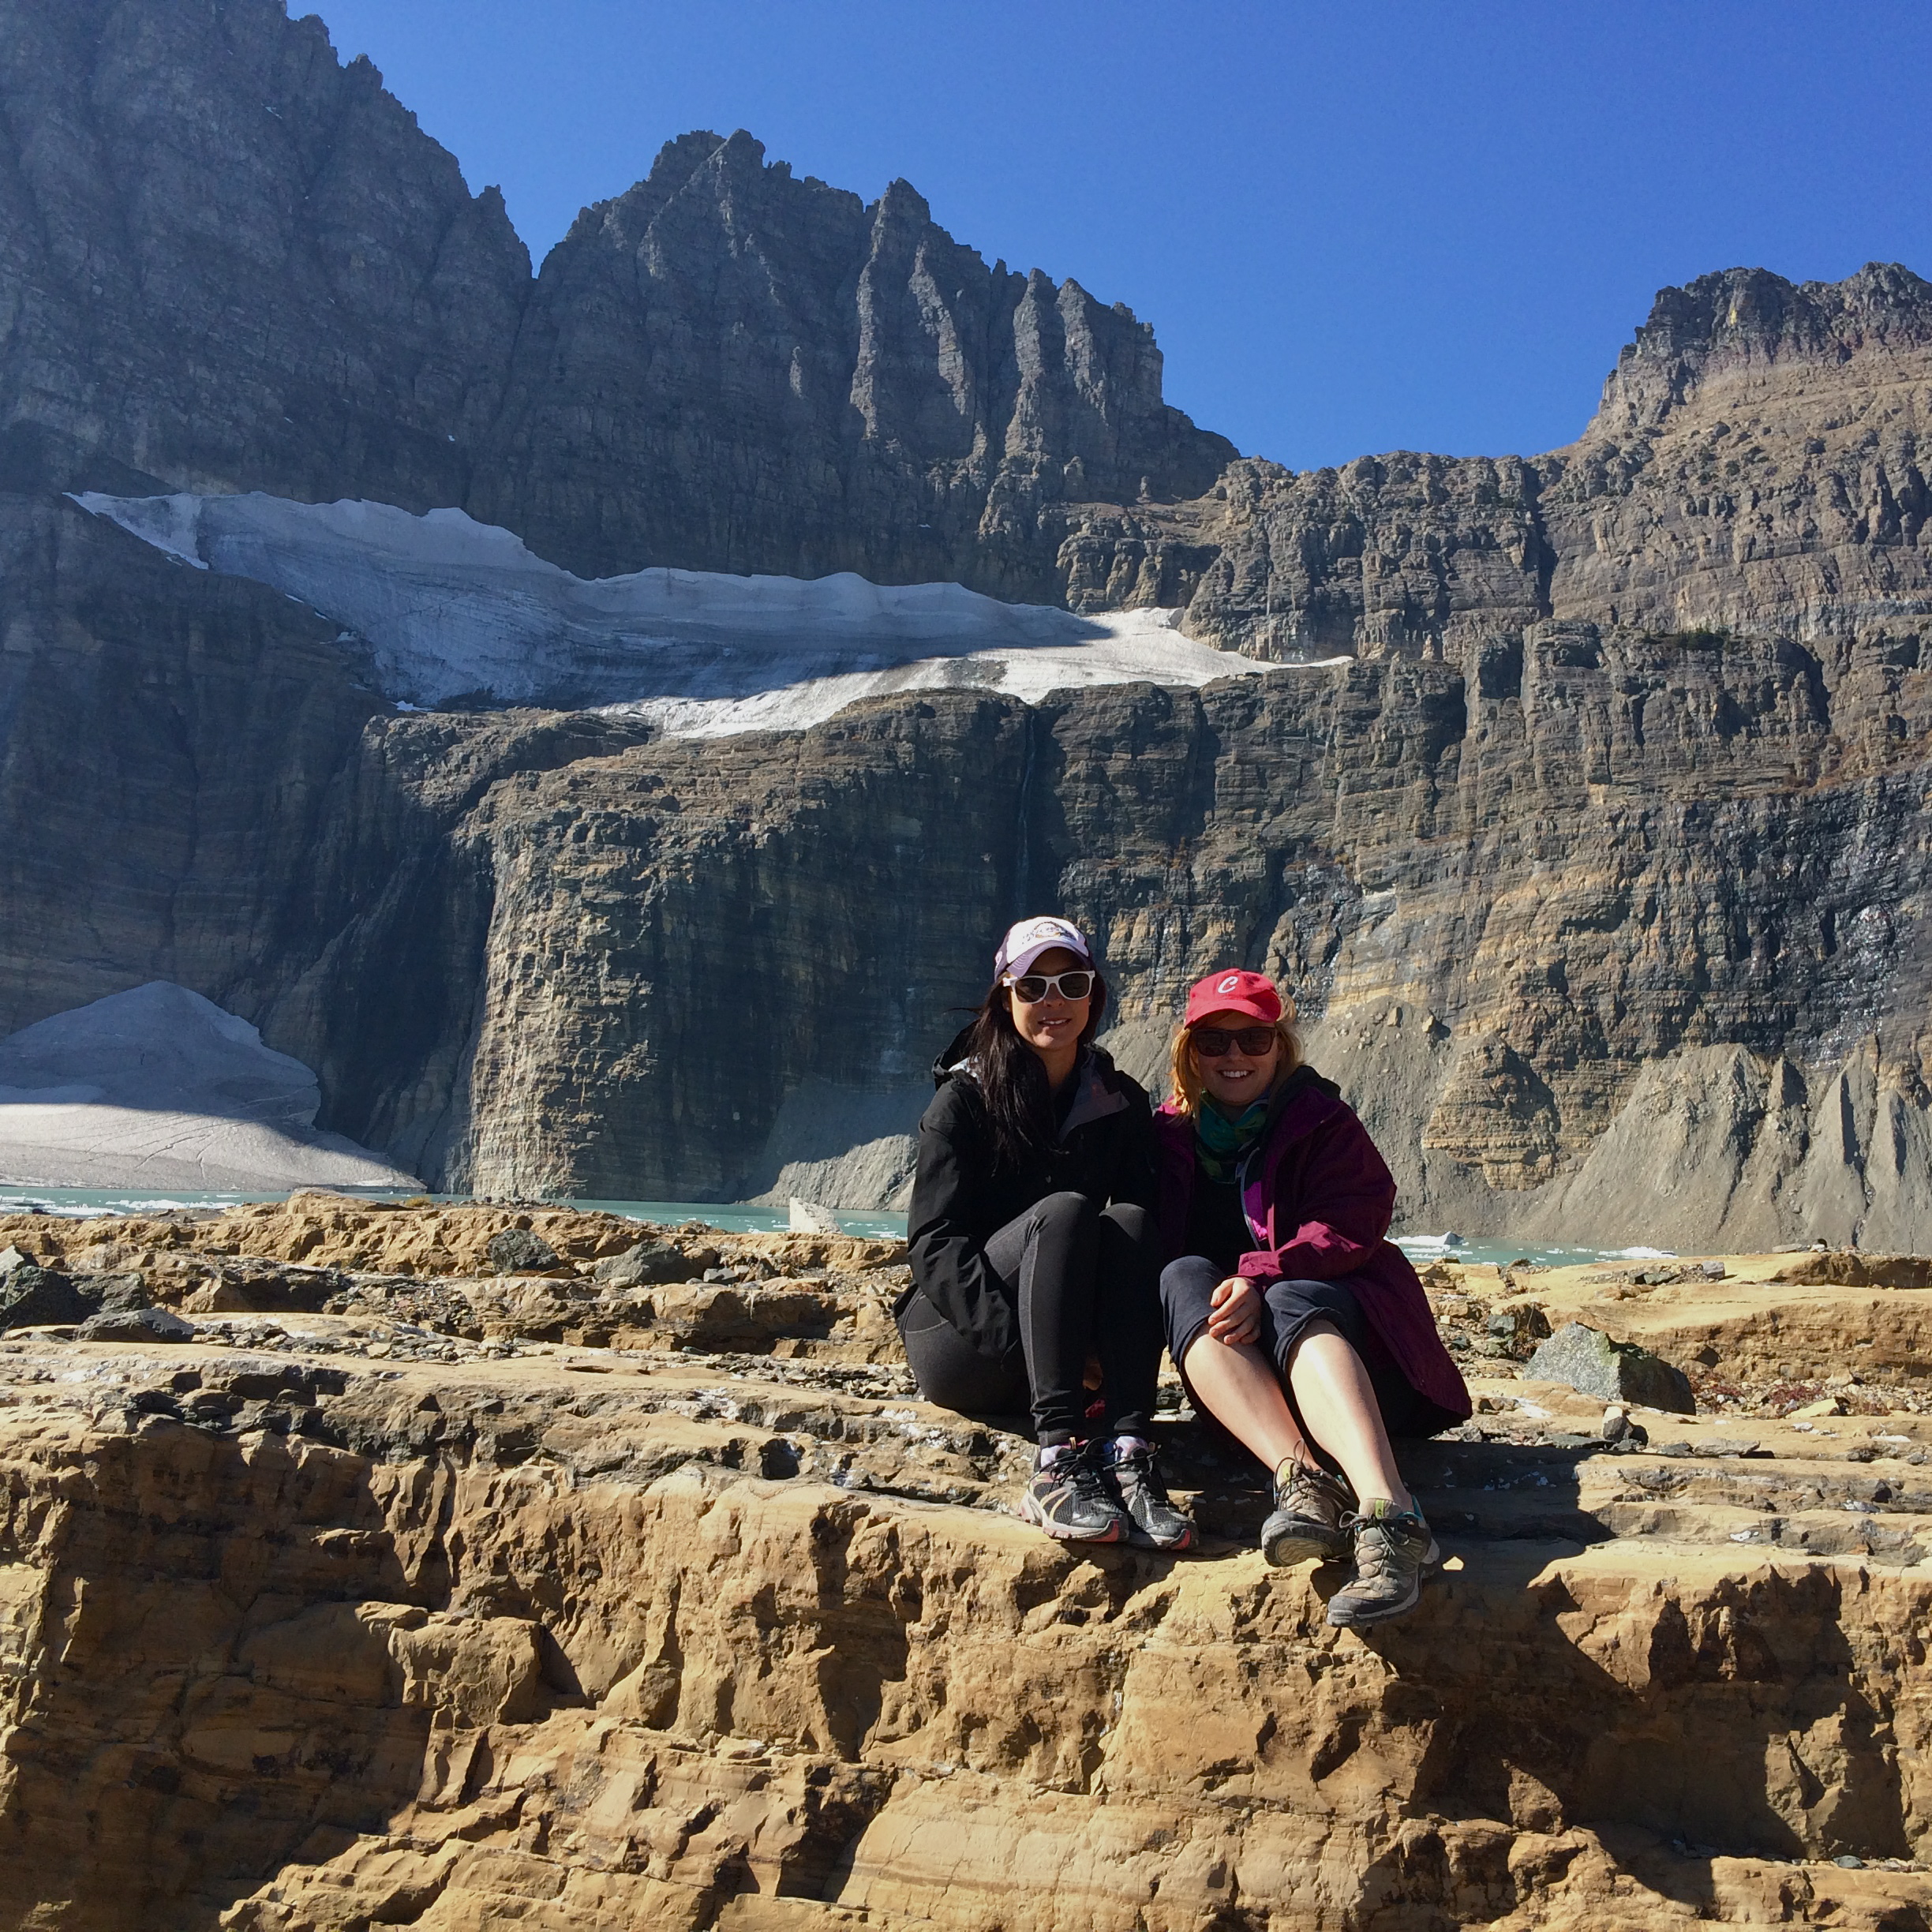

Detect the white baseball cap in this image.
[994,915,1094,979]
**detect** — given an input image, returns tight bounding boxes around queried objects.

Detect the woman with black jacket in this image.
[898,915,1194,1550]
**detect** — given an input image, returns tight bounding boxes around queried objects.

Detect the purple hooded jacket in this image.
[1155,1074,1470,1422]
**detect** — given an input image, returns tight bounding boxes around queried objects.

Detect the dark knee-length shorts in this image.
[1160,1254,1451,1441]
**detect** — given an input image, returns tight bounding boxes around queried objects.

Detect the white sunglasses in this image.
[1002,969,1095,1003]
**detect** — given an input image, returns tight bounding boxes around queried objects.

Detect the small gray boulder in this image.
[1484,1302,1552,1359]
[1527,1321,1695,1414]
[74,1271,152,1314]
[595,1238,696,1288]
[77,1305,198,1343]
[488,1227,560,1275]
[0,1263,90,1331]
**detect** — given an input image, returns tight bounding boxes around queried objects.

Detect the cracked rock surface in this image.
[0,1205,1930,1926]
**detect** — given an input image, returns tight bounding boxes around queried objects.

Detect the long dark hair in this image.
[960,972,1109,1169]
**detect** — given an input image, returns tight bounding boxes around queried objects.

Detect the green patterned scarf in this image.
[1194,1091,1272,1185]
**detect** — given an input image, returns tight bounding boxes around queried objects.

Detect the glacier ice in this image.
[73,491,1278,738]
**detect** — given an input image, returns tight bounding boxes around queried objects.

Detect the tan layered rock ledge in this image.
[0,1197,1929,1929]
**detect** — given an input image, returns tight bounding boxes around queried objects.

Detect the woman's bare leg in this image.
[1180,1331,1312,1473]
[1286,1321,1415,1514]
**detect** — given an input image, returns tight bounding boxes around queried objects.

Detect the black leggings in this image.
[897,1192,1163,1443]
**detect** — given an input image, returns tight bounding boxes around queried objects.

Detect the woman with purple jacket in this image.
[1157,969,1470,1627]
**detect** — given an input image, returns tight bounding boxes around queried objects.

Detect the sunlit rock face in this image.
[2,1203,1932,1926]
[1067,263,1932,661]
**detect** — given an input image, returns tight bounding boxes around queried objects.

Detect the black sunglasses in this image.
[1191,1025,1277,1058]
[1005,970,1095,1004]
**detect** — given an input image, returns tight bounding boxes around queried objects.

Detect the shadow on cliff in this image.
[1345,1507,1915,1885]
[0,1413,577,1932]
[1161,1419,1919,1898]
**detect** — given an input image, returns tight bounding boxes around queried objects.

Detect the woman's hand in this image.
[1206,1275,1262,1346]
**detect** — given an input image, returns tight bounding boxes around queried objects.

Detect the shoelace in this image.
[1348,1513,1424,1583]
[1352,1526,1398,1584]
[1282,1463,1342,1517]
[1285,1467,1327,1507]
[1109,1441,1175,1503]
[1051,1450,1111,1504]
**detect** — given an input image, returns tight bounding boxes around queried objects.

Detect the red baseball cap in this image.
[1184,968,1282,1029]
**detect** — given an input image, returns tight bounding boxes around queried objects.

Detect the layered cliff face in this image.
[33,474,1908,1243]
[1083,263,1932,657]
[219,637,1920,1249]
[1544,263,1932,638]
[0,495,384,1034]
[0,0,1929,1249]
[0,0,530,506]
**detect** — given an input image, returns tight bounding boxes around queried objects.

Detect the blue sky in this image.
[312,2,1926,471]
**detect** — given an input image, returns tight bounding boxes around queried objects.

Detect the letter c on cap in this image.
[1218,973,1241,994]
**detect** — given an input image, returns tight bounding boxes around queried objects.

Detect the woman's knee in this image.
[1098,1204,1159,1297]
[1100,1201,1155,1247]
[900,1322,1027,1416]
[1028,1189,1098,1235]
[1278,1310,1343,1342]
[921,1360,1027,1417]
[1161,1253,1222,1298]
[1280,1316,1351,1380]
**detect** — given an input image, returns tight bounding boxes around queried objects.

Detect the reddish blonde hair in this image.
[1166,1003,1301,1118]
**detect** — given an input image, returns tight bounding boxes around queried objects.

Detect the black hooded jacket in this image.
[902,1026,1159,1357]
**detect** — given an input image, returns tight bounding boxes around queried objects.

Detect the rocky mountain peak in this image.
[0,0,532,504]
[1584,260,1932,437]
[468,126,1236,587]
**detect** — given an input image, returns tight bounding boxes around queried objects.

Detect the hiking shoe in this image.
[1325,1503,1439,1628]
[1020,1442,1131,1543]
[1261,1458,1354,1566]
[1099,1436,1197,1551]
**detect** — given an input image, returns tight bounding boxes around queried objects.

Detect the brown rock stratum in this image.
[0,1200,1929,1927]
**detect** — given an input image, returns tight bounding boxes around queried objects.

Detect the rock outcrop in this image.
[0,1204,1930,1927]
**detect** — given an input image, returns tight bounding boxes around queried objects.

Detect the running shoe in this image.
[1020,1440,1131,1542]
[1099,1435,1197,1551]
